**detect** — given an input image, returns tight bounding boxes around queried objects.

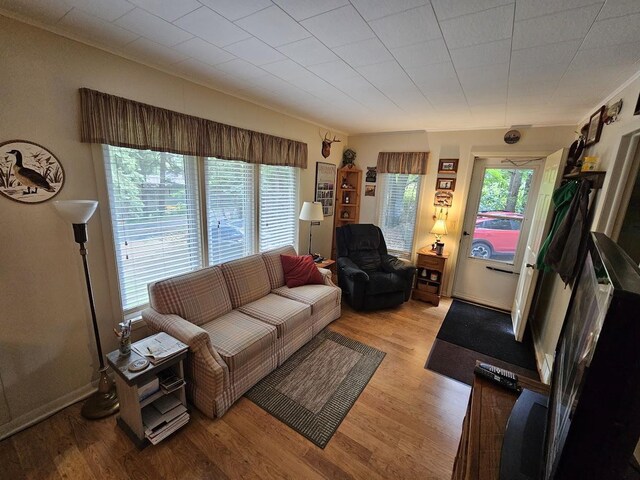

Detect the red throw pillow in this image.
[280,255,325,288]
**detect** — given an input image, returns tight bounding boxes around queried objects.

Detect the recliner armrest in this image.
[380,254,416,279]
[337,257,369,281]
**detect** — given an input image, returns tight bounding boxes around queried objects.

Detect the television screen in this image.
[544,249,614,478]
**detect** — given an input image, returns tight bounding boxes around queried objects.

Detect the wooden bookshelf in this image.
[332,166,362,258]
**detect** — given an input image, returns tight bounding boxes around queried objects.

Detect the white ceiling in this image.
[2,0,640,134]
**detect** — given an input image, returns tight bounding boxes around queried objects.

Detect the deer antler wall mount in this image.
[320,130,341,158]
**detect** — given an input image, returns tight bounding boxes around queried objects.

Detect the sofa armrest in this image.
[142,308,230,397]
[337,257,369,281]
[318,267,340,289]
[381,254,416,279]
[142,308,210,350]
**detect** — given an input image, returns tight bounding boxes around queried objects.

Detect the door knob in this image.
[526,263,535,269]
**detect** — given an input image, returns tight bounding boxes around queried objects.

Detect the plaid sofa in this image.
[142,245,341,418]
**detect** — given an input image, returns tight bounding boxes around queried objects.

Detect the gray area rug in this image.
[245,329,385,448]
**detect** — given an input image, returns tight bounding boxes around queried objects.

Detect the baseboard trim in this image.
[530,320,549,384]
[0,383,96,441]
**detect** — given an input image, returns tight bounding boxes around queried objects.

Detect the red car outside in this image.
[471,211,523,260]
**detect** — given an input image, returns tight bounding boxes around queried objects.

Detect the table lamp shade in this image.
[430,219,448,237]
[53,200,98,224]
[299,202,323,222]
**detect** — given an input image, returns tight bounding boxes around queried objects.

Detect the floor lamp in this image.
[299,201,324,258]
[53,200,119,419]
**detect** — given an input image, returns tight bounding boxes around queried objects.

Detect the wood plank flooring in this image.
[0,298,471,479]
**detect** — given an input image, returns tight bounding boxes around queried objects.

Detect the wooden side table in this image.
[316,258,335,270]
[106,342,188,448]
[452,366,549,479]
[413,247,448,306]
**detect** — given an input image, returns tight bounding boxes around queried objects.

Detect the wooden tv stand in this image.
[452,365,549,479]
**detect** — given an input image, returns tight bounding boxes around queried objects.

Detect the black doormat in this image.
[426,339,539,386]
[433,299,538,371]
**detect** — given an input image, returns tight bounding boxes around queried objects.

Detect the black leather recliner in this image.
[336,224,416,311]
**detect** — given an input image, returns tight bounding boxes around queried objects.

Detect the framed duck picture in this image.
[0,140,65,204]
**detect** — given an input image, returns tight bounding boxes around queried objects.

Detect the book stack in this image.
[141,395,189,445]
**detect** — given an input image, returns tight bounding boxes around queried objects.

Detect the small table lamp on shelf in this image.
[430,218,448,256]
[53,200,119,419]
[299,201,323,260]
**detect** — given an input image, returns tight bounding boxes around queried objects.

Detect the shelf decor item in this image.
[299,201,324,257]
[53,200,119,419]
[342,148,357,168]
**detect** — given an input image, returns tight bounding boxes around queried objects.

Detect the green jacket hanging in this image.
[536,180,579,270]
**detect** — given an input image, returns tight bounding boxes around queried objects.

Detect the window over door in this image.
[103,146,202,315]
[377,173,421,259]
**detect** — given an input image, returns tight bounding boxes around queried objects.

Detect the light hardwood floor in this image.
[1,298,471,480]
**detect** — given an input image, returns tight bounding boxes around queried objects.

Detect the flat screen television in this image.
[500,232,640,479]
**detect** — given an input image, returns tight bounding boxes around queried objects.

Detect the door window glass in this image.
[471,168,534,263]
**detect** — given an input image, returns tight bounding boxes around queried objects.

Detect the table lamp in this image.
[53,200,119,419]
[430,218,448,256]
[299,201,324,259]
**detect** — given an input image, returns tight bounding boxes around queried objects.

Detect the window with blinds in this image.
[259,165,298,252]
[103,146,202,314]
[103,147,300,318]
[205,158,255,265]
[377,173,421,259]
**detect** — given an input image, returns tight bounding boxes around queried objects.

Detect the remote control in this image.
[478,363,518,382]
[474,364,521,392]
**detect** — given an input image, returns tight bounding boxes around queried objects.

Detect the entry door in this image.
[453,158,542,310]
[511,149,567,341]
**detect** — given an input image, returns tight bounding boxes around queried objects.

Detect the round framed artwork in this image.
[0,140,65,204]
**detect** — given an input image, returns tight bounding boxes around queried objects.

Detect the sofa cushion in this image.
[201,310,276,371]
[148,266,232,326]
[272,284,340,315]
[238,293,311,338]
[281,254,325,288]
[261,245,297,289]
[364,271,406,295]
[220,254,271,308]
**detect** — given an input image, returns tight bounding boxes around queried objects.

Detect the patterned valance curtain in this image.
[79,88,307,168]
[376,152,428,174]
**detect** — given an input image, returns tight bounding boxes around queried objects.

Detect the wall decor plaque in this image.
[0,140,65,204]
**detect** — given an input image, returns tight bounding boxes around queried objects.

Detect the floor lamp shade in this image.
[53,199,119,419]
[299,202,323,256]
[299,201,323,222]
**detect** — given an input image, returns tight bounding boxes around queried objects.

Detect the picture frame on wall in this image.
[315,162,336,217]
[436,177,455,191]
[438,158,458,174]
[585,106,605,147]
[434,190,453,207]
[0,139,65,204]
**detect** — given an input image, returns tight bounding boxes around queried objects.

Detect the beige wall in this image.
[348,126,575,295]
[530,73,640,383]
[0,16,344,439]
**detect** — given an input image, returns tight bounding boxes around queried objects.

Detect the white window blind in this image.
[205,158,255,265]
[259,165,298,252]
[377,173,421,259]
[103,146,202,314]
